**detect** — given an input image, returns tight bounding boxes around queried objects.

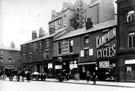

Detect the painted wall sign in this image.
[99,61,109,68]
[97,44,116,58]
[61,40,69,54]
[96,27,116,48]
[96,27,116,59]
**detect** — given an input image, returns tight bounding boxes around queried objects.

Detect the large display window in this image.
[98,61,116,81]
[125,59,135,81]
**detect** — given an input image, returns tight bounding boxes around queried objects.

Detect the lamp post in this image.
[58,57,64,82]
[93,63,98,85]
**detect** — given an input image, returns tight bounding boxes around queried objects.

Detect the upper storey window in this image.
[127,10,135,23]
[128,32,135,48]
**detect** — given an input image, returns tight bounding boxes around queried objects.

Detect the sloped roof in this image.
[55,19,117,41]
[21,27,67,45]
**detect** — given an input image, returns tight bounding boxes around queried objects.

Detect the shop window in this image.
[84,36,89,44]
[58,42,62,54]
[128,32,135,48]
[127,10,135,23]
[69,39,74,53]
[84,49,89,59]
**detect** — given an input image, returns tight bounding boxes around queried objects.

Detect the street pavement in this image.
[0,77,135,91]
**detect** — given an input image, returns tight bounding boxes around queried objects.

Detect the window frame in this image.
[58,41,62,54]
[84,49,89,59]
[126,10,135,23]
[69,39,74,53]
[84,35,89,44]
[128,32,135,48]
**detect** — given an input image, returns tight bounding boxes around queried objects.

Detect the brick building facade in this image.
[0,46,20,72]
[117,0,135,82]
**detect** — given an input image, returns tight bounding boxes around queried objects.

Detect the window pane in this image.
[128,36,132,48]
[58,42,62,54]
[69,40,73,53]
[133,36,135,47]
[127,10,135,22]
[84,49,89,59]
[84,36,89,44]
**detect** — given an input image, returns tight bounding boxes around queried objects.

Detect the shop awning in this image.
[78,62,96,65]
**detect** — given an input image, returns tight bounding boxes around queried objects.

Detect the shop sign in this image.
[70,64,77,70]
[48,63,53,69]
[80,50,84,57]
[97,44,116,58]
[96,27,116,48]
[62,40,69,54]
[89,49,93,56]
[55,65,62,69]
[125,59,135,64]
[99,61,109,68]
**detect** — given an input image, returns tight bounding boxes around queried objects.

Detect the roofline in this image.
[21,34,54,46]
[21,27,67,45]
[54,19,117,41]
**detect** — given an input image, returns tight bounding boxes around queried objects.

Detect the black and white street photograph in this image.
[0,0,135,91]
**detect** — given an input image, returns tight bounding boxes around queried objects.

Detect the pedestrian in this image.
[26,70,31,82]
[86,71,91,83]
[93,72,96,85]
[16,70,21,81]
[20,70,25,82]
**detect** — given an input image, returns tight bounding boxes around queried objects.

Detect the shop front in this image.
[78,62,97,80]
[96,27,118,81]
[53,54,79,79]
[22,61,53,77]
[125,59,135,81]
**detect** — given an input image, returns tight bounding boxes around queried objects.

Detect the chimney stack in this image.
[32,31,37,40]
[39,27,45,37]
[86,18,93,30]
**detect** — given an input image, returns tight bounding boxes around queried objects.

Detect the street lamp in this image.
[93,63,98,85]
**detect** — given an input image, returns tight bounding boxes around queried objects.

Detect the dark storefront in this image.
[96,27,117,81]
[22,61,53,78]
[53,54,79,79]
[78,62,97,79]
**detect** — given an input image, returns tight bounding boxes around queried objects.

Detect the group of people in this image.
[0,69,32,82]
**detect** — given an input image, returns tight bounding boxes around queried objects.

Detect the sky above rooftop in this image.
[0,0,77,48]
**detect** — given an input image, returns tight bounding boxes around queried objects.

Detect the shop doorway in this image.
[126,65,135,81]
[79,64,96,80]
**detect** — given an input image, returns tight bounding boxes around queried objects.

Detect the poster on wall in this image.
[48,63,53,69]
[99,61,109,68]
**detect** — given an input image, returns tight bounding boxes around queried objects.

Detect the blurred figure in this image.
[26,70,31,82]
[86,71,91,83]
[20,70,25,82]
[41,71,47,81]
[16,70,21,81]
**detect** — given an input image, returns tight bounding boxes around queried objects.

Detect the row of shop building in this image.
[21,0,135,82]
